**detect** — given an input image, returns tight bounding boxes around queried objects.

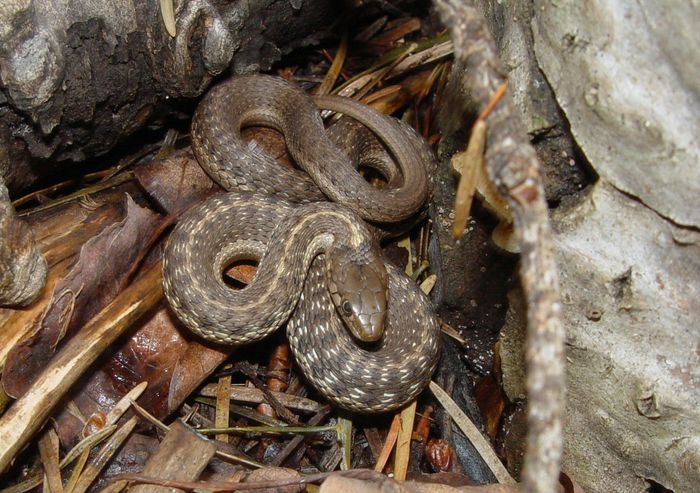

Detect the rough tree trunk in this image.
[0,0,342,191]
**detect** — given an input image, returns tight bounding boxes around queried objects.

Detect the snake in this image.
[163,75,441,412]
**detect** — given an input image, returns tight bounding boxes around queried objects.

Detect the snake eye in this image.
[342,301,353,314]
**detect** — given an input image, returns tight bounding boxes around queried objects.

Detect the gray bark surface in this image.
[0,0,340,191]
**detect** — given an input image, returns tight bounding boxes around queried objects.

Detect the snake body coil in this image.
[164,75,441,412]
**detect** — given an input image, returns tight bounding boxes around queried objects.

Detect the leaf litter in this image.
[0,5,566,493]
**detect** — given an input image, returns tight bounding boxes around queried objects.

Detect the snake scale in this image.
[163,75,441,412]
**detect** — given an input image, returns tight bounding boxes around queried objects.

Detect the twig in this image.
[114,468,382,492]
[232,362,301,425]
[199,384,323,414]
[269,405,332,467]
[434,4,565,492]
[197,424,337,436]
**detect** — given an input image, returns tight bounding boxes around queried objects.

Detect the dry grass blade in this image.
[393,401,417,481]
[452,119,486,240]
[96,481,128,493]
[61,426,119,471]
[333,32,450,96]
[369,17,421,46]
[130,400,169,433]
[316,32,348,96]
[439,321,466,345]
[65,450,90,493]
[373,414,401,472]
[429,381,515,484]
[335,40,453,101]
[196,398,286,427]
[268,405,332,467]
[38,428,63,493]
[351,42,417,103]
[337,417,353,471]
[212,449,264,469]
[0,261,163,473]
[106,381,148,427]
[70,417,138,493]
[18,172,133,217]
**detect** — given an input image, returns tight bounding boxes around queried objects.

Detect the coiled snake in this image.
[163,75,441,412]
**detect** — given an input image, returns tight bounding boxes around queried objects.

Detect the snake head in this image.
[326,241,388,342]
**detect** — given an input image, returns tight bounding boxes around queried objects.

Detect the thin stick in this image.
[373,414,401,473]
[429,381,515,484]
[197,425,337,436]
[435,2,565,492]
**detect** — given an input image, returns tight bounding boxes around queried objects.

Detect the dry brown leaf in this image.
[3,195,160,398]
[473,375,506,441]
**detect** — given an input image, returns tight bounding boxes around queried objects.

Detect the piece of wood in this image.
[215,375,232,444]
[130,420,216,493]
[0,262,163,473]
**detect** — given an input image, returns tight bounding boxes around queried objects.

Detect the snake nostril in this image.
[222,259,259,289]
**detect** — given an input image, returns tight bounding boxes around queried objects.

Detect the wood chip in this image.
[130,420,216,493]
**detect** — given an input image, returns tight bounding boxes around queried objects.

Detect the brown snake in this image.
[163,75,441,412]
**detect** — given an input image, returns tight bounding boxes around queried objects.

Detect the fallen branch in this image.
[434,2,565,492]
